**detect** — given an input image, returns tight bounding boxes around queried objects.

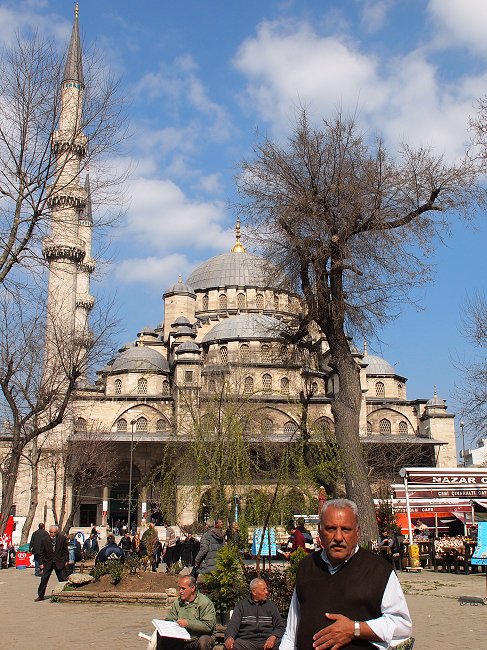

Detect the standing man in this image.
[280,499,412,650]
[194,518,225,575]
[29,523,49,577]
[157,575,216,650]
[35,525,69,601]
[225,578,285,650]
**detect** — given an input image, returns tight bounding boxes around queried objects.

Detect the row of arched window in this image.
[374,381,404,398]
[367,419,409,435]
[116,417,169,432]
[203,293,287,312]
[113,378,170,396]
[218,343,282,365]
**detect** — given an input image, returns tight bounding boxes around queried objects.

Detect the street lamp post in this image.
[128,420,136,533]
[460,421,466,468]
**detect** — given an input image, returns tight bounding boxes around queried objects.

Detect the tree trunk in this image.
[0,449,22,534]
[20,441,39,545]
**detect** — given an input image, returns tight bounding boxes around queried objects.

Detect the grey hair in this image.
[250,578,266,591]
[179,575,197,588]
[49,524,59,532]
[319,499,359,524]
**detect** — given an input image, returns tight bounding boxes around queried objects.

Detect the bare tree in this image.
[0,291,115,534]
[0,30,126,288]
[237,110,485,541]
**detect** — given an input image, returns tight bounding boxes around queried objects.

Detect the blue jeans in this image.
[34,558,42,577]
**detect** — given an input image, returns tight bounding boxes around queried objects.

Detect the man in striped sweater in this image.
[224,579,285,650]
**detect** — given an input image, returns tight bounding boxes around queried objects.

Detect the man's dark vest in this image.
[295,548,392,649]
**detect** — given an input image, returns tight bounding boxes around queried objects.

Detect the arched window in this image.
[262,373,272,393]
[260,417,273,436]
[208,379,216,393]
[379,418,391,435]
[200,414,214,434]
[162,379,170,395]
[75,417,87,432]
[375,381,385,397]
[114,379,122,395]
[279,344,288,361]
[281,377,289,394]
[399,421,408,435]
[284,421,298,437]
[156,418,168,432]
[136,417,148,431]
[311,381,318,394]
[367,421,372,434]
[244,376,254,395]
[117,418,127,432]
[237,293,246,309]
[220,346,228,364]
[261,344,271,362]
[219,293,227,310]
[240,344,250,362]
[314,417,335,435]
[202,294,209,310]
[138,377,148,394]
[274,295,279,311]
[398,383,404,398]
[256,293,265,309]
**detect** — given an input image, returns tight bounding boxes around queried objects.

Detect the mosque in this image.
[6,8,457,532]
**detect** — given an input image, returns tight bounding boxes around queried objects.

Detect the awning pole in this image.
[404,474,413,543]
[435,512,438,538]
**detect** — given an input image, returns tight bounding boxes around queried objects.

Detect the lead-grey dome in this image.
[363,354,396,375]
[202,314,290,344]
[175,342,201,354]
[164,278,196,297]
[186,252,279,291]
[110,346,169,373]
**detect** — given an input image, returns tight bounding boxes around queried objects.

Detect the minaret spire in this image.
[64,3,84,85]
[231,218,246,253]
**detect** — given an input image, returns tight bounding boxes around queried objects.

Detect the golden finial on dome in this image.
[74,2,79,18]
[363,340,368,355]
[231,218,246,253]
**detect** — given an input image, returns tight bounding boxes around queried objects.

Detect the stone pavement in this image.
[0,567,486,649]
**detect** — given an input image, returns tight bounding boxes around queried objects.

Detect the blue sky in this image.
[1,0,486,445]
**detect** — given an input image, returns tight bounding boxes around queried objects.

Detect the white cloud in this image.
[0,4,68,47]
[428,0,487,57]
[114,253,190,287]
[360,1,392,33]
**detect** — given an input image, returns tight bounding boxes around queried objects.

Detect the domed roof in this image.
[426,387,446,407]
[202,314,290,344]
[172,326,195,336]
[186,252,280,292]
[110,346,169,373]
[173,316,192,326]
[164,277,196,297]
[175,341,201,354]
[363,354,396,376]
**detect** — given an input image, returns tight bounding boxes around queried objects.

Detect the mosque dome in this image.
[202,314,290,344]
[175,342,201,354]
[110,346,169,373]
[164,276,196,297]
[186,251,279,292]
[362,354,396,376]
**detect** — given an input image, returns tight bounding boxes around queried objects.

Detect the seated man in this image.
[82,532,99,559]
[95,534,124,565]
[225,579,285,650]
[158,575,216,650]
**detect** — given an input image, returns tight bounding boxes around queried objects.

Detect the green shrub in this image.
[288,546,307,583]
[90,559,125,584]
[90,561,111,582]
[243,566,293,617]
[203,543,247,614]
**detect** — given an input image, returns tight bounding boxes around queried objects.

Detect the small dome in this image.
[138,326,157,337]
[427,386,446,407]
[363,354,396,375]
[118,341,135,352]
[173,316,192,326]
[110,346,169,373]
[164,277,196,297]
[202,314,290,344]
[175,342,201,354]
[186,252,281,291]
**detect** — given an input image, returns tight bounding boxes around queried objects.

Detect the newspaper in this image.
[152,620,191,640]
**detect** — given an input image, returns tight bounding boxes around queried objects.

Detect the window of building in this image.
[209,378,216,393]
[261,344,271,362]
[185,370,193,383]
[281,377,289,394]
[237,293,246,309]
[379,418,391,435]
[279,344,288,361]
[284,421,298,436]
[136,417,148,431]
[256,293,265,309]
[162,380,170,395]
[262,373,272,393]
[367,421,372,434]
[202,294,209,310]
[398,383,404,398]
[244,376,254,395]
[75,417,87,432]
[117,418,127,432]
[114,379,122,395]
[311,381,318,394]
[261,417,273,436]
[375,381,385,397]
[240,344,250,362]
[156,419,165,431]
[219,293,227,310]
[274,295,279,311]
[220,346,228,364]
[399,420,408,435]
[138,377,148,394]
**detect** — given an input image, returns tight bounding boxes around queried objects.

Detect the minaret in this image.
[75,173,95,334]
[43,4,87,363]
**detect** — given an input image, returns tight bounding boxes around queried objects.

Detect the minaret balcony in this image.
[48,183,87,209]
[52,130,87,156]
[78,258,96,273]
[42,236,85,262]
[76,293,95,310]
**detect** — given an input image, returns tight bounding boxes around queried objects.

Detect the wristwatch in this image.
[354,621,360,638]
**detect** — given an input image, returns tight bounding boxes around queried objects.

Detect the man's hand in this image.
[177,619,188,628]
[312,613,354,650]
[263,634,278,649]
[224,636,235,650]
[39,564,44,570]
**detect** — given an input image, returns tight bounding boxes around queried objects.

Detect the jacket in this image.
[225,595,285,644]
[29,528,49,557]
[166,591,216,641]
[39,532,69,569]
[194,527,225,574]
[95,542,124,564]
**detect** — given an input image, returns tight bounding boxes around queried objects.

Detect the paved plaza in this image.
[0,567,486,649]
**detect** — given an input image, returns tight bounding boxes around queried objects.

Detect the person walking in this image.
[29,523,49,577]
[194,519,225,575]
[35,525,69,601]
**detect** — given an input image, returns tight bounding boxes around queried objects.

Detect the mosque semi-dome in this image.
[202,313,290,344]
[110,346,169,373]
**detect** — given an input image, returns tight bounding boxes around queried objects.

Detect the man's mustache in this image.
[331,543,346,548]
